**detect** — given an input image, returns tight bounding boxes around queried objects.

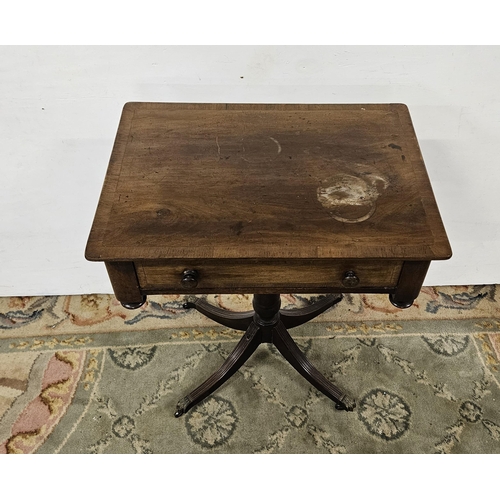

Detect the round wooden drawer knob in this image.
[181,269,199,288]
[342,270,360,288]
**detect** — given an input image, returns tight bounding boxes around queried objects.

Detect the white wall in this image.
[1,45,499,297]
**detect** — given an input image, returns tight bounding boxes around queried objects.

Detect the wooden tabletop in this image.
[86,103,451,262]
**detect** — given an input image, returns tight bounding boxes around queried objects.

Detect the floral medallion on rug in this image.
[1,286,499,453]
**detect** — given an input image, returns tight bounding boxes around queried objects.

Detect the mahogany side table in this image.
[85,103,452,417]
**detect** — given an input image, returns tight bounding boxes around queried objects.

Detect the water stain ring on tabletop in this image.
[317,172,389,223]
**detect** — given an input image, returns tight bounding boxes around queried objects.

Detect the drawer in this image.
[135,259,403,294]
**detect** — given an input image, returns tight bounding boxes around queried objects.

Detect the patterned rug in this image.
[1,286,499,454]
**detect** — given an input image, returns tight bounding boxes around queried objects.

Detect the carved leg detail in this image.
[280,294,342,328]
[174,322,262,417]
[183,297,254,331]
[175,294,355,417]
[271,321,355,411]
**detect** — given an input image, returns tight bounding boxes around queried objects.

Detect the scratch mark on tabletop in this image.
[215,136,221,159]
[269,137,282,154]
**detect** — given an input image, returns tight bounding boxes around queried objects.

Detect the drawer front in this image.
[136,259,403,294]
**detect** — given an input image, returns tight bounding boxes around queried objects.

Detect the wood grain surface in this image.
[85,103,452,263]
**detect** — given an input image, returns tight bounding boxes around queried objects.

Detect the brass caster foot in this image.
[335,396,356,411]
[174,396,190,418]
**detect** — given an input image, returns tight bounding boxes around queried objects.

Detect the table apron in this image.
[134,259,404,294]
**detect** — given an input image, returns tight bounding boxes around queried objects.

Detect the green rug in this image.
[1,286,499,453]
